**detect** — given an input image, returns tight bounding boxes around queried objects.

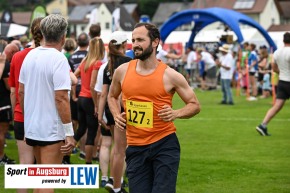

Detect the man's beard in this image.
[134,44,153,61]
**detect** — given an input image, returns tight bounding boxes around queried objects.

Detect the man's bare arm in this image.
[108,71,122,117]
[174,71,200,118]
[159,69,200,122]
[108,66,126,130]
[55,90,71,123]
[55,90,76,154]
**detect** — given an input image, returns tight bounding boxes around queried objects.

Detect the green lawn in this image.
[1,88,290,193]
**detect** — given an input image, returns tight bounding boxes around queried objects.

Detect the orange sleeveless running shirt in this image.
[122,59,176,146]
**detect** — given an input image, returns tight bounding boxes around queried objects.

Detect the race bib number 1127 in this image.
[126,100,153,128]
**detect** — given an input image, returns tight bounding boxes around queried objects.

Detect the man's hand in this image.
[60,136,76,155]
[158,105,177,122]
[114,112,126,131]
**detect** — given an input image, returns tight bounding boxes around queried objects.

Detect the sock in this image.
[121,177,123,184]
[261,123,267,128]
[113,188,121,192]
[102,176,108,181]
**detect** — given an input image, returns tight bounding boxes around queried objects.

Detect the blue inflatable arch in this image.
[160,7,277,51]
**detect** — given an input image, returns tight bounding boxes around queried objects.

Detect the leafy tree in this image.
[0,0,53,11]
[0,1,10,11]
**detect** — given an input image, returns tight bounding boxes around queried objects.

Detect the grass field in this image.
[1,88,290,193]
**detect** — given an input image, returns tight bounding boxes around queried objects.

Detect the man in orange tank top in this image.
[108,23,201,193]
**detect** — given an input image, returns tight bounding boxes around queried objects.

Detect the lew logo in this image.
[71,167,98,186]
[5,165,99,189]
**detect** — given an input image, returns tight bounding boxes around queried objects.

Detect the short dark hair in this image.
[134,23,160,43]
[64,38,76,52]
[243,42,249,49]
[77,32,89,47]
[283,32,290,44]
[89,24,101,38]
[250,43,256,50]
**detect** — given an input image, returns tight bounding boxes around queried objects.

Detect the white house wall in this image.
[259,0,280,30]
[97,3,112,31]
[71,24,87,37]
[83,3,112,35]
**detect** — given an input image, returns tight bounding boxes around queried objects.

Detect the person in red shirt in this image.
[9,18,43,176]
[73,37,105,164]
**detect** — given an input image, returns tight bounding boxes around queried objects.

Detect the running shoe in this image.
[256,124,270,136]
[0,154,16,165]
[105,178,114,192]
[79,152,86,160]
[100,180,107,188]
